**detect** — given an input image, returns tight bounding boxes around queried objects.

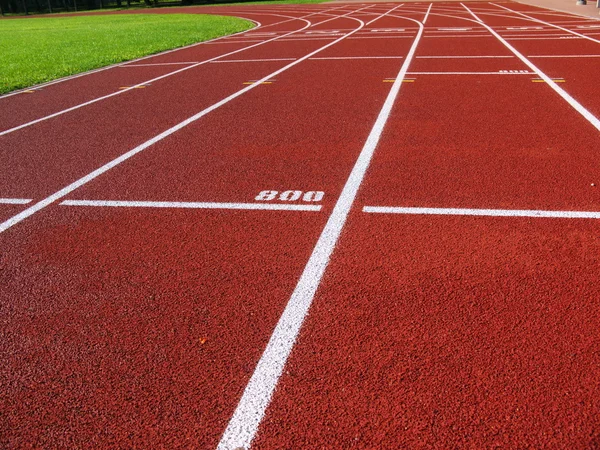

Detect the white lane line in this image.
[0,7,352,137]
[492,3,600,44]
[0,198,32,205]
[310,56,404,59]
[217,6,428,450]
[61,199,321,211]
[363,206,600,219]
[406,71,533,74]
[120,62,201,67]
[528,54,600,58]
[416,55,513,58]
[0,6,373,235]
[211,58,298,63]
[462,3,600,134]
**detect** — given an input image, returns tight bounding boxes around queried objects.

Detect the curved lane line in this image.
[0,6,351,136]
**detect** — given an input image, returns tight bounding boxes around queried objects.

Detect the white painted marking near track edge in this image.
[212,58,297,63]
[0,5,373,234]
[0,7,355,137]
[0,198,32,205]
[310,56,404,60]
[255,190,324,202]
[528,54,600,58]
[416,55,513,58]
[60,199,321,211]
[363,206,600,219]
[217,5,429,450]
[462,3,600,135]
[120,62,201,67]
[0,19,263,100]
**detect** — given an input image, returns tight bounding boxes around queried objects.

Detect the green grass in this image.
[0,14,254,94]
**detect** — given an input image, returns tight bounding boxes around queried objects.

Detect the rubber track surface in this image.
[1,2,600,449]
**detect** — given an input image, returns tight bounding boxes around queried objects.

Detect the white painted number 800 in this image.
[255,190,324,202]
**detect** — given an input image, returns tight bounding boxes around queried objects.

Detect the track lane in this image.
[0,6,417,448]
[249,4,600,448]
[0,7,376,218]
[0,11,317,135]
[0,207,327,449]
[4,2,600,449]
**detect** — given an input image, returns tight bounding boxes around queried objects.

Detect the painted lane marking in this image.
[363,206,600,219]
[416,55,513,58]
[400,71,533,75]
[437,27,471,31]
[61,200,321,211]
[0,198,32,205]
[217,6,429,450]
[423,34,491,38]
[462,3,600,135]
[505,26,543,30]
[310,56,404,60]
[492,3,600,45]
[0,6,375,235]
[212,58,297,63]
[120,62,201,67]
[370,28,406,32]
[529,54,600,58]
[532,78,565,83]
[118,85,149,90]
[0,7,355,136]
[383,78,415,82]
[576,25,600,29]
[242,80,275,85]
[255,190,324,202]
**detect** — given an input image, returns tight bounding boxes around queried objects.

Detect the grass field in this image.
[0,14,254,94]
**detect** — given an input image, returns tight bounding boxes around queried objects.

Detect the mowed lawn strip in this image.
[0,13,254,94]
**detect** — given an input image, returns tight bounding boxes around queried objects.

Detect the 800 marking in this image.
[255,190,324,202]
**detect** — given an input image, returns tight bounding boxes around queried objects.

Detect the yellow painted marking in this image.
[118,85,147,90]
[383,79,415,83]
[531,78,565,83]
[23,90,36,94]
[243,81,274,85]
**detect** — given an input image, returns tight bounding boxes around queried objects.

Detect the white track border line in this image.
[0,6,351,101]
[0,5,374,234]
[363,206,600,219]
[61,199,321,211]
[216,5,429,450]
[461,3,600,134]
[491,3,600,44]
[0,198,32,205]
[0,7,351,137]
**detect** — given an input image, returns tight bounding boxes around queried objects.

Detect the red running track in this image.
[2,2,600,448]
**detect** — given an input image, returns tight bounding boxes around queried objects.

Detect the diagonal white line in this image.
[461,3,600,133]
[0,7,351,137]
[216,5,429,450]
[0,6,373,235]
